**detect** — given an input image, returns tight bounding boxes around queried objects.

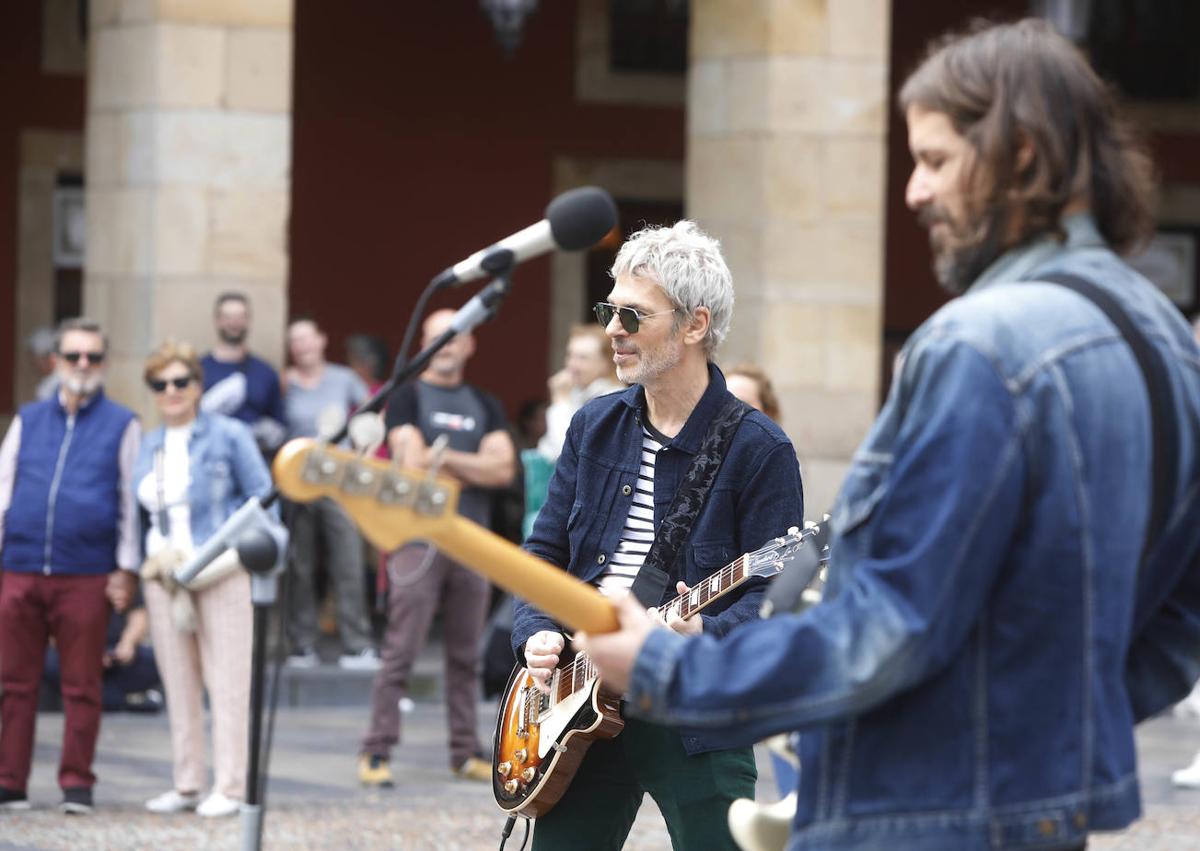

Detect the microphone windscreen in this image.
[546,186,618,251]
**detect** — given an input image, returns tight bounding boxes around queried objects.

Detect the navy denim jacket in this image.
[626,217,1200,849]
[513,363,804,755]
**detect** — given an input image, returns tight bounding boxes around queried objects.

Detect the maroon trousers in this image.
[362,545,491,769]
[0,571,110,792]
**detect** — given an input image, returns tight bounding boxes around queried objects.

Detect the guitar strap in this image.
[1039,271,1179,567]
[629,394,751,608]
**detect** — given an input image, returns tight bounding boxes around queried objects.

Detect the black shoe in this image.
[0,786,31,812]
[60,787,93,815]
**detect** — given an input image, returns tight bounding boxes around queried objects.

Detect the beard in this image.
[920,203,1007,296]
[62,371,103,397]
[614,338,682,386]
[218,327,247,345]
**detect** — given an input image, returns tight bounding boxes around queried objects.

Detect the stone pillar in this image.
[85,0,293,420]
[687,0,891,517]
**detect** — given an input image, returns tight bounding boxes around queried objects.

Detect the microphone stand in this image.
[186,259,516,851]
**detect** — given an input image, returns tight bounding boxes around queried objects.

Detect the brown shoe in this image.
[454,756,491,782]
[358,754,394,788]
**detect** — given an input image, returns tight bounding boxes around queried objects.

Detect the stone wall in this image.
[687,0,891,518]
[85,0,293,419]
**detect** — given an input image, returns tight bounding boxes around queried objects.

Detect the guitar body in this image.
[492,663,624,817]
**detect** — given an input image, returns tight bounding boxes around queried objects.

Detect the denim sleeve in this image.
[627,340,1025,742]
[227,418,278,521]
[511,413,581,659]
[701,440,805,640]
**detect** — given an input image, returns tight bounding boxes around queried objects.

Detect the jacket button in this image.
[597,554,606,565]
[1037,819,1057,838]
[1073,812,1087,830]
[622,484,632,496]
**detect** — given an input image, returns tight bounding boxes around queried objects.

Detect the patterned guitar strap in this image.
[629,395,751,609]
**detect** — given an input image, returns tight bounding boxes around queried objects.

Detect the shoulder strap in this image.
[1039,271,1179,564]
[629,395,752,607]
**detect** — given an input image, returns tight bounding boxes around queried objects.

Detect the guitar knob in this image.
[514,749,528,763]
[504,779,520,796]
[521,767,537,783]
[498,761,512,778]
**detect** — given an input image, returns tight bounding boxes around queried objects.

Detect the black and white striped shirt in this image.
[597,425,667,597]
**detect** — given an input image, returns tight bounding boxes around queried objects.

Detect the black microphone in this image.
[431,186,617,289]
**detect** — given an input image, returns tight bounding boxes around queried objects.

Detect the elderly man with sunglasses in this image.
[512,221,804,850]
[0,316,141,815]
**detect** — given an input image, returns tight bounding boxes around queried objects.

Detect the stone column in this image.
[687,0,891,517]
[85,0,293,420]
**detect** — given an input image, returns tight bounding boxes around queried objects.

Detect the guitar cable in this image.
[498,813,530,850]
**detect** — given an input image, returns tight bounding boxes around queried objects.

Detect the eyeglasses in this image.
[60,350,105,365]
[148,376,193,393]
[593,302,676,334]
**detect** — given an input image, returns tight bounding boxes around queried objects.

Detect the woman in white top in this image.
[133,342,273,818]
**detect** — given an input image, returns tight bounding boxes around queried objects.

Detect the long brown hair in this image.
[899,18,1156,256]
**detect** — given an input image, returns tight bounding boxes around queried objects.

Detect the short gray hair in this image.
[609,220,734,357]
[55,316,108,353]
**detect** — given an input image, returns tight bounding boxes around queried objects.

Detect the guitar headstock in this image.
[745,519,830,580]
[273,438,461,552]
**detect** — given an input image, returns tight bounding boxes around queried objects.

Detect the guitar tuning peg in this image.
[788,525,800,535]
[348,412,385,456]
[425,434,451,483]
[315,405,347,444]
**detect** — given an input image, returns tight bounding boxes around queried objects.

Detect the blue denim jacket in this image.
[627,216,1200,849]
[514,363,804,755]
[133,412,275,550]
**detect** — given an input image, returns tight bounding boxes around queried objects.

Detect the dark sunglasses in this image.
[148,376,193,393]
[60,350,105,365]
[593,302,676,334]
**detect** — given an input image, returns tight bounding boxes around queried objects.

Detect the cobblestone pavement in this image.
[3,701,1200,849]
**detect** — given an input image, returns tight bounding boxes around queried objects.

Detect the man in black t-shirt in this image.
[358,309,516,786]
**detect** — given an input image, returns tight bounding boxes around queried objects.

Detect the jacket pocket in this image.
[688,539,737,586]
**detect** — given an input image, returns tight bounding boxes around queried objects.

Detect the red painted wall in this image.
[289,1,685,416]
[0,2,85,414]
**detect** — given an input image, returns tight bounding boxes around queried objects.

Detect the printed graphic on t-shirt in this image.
[430,411,478,433]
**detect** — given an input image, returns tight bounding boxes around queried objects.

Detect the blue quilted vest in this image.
[2,391,136,575]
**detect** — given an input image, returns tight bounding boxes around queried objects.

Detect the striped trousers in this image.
[144,570,252,798]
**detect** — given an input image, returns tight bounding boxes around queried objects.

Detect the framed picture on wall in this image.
[1127,228,1197,314]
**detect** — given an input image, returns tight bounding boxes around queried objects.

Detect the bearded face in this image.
[905,106,1009,295]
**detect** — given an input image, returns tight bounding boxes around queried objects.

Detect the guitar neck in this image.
[659,554,751,621]
[555,553,753,703]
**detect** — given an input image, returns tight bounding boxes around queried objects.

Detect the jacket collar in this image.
[618,362,729,455]
[971,213,1107,294]
[55,387,106,417]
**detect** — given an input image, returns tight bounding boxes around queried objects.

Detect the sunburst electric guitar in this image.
[492,524,829,818]
[271,438,826,820]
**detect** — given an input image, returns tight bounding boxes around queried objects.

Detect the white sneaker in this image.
[196,791,240,818]
[339,648,382,671]
[145,789,201,813]
[1173,758,1200,789]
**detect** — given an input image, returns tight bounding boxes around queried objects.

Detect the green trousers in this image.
[531,716,757,851]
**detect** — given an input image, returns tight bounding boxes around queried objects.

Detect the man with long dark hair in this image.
[579,19,1200,850]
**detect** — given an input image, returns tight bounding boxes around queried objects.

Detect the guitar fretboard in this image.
[549,555,751,704]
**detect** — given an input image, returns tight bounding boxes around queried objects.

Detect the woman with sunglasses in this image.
[132,341,273,818]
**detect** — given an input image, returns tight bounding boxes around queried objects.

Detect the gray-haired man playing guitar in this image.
[513,220,804,850]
